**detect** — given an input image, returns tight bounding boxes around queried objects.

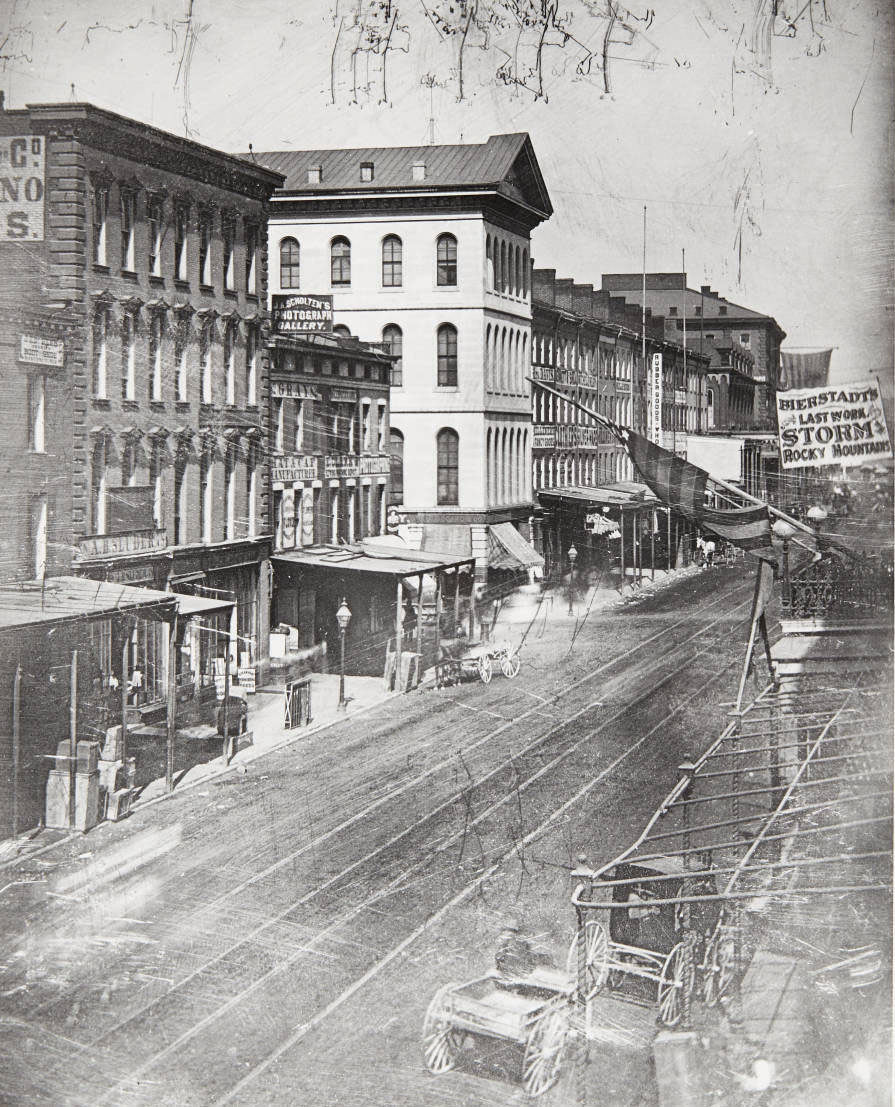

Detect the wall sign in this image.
[648,353,663,445]
[19,334,64,367]
[271,455,319,483]
[776,379,893,468]
[1,136,45,241]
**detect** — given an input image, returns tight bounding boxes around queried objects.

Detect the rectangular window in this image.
[245,325,257,406]
[120,188,135,271]
[245,223,258,294]
[225,323,236,405]
[30,494,48,580]
[274,398,285,452]
[149,313,163,401]
[222,215,235,291]
[93,186,109,266]
[91,439,107,534]
[361,400,371,451]
[121,312,136,400]
[147,195,163,277]
[377,402,386,452]
[199,211,212,286]
[149,444,163,528]
[246,449,256,537]
[293,400,303,450]
[225,452,235,540]
[92,307,108,398]
[201,323,213,403]
[175,324,188,402]
[28,374,46,453]
[174,202,188,281]
[740,333,750,345]
[200,451,212,543]
[173,458,186,545]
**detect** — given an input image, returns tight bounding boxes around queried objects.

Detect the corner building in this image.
[0,101,284,677]
[253,135,552,577]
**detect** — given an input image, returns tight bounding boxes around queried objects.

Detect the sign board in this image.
[237,666,257,694]
[272,293,333,335]
[776,379,893,469]
[300,487,315,546]
[271,379,321,400]
[280,486,296,547]
[271,455,319,483]
[330,388,357,404]
[1,136,45,241]
[19,334,64,368]
[648,353,663,445]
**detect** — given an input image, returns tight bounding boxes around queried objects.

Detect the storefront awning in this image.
[0,576,176,632]
[488,522,544,571]
[272,543,474,579]
[537,483,660,508]
[173,593,235,616]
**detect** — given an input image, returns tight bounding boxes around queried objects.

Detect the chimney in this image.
[700,284,712,295]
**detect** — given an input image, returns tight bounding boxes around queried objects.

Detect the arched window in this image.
[485,324,492,390]
[486,235,494,290]
[499,241,507,293]
[437,323,458,387]
[331,236,351,286]
[389,429,404,503]
[437,428,459,506]
[436,233,457,286]
[382,235,402,287]
[499,329,507,392]
[382,324,403,387]
[522,248,529,297]
[486,427,493,504]
[513,246,520,296]
[280,237,300,289]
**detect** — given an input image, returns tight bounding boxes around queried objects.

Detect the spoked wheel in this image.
[422,988,461,1075]
[522,1008,568,1097]
[565,920,610,998]
[657,942,690,1027]
[500,652,521,678]
[478,654,493,683]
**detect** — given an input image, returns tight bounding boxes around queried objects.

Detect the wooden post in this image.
[12,664,22,838]
[394,576,403,691]
[221,628,230,766]
[619,509,626,594]
[434,571,443,668]
[467,566,477,639]
[453,568,461,635]
[121,632,129,764]
[69,650,78,830]
[666,507,672,571]
[166,621,177,789]
[650,517,655,582]
[415,572,424,688]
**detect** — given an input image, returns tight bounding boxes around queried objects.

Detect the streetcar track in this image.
[93,599,751,1104]
[210,652,744,1105]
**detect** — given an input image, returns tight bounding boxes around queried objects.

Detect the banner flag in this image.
[780,348,832,390]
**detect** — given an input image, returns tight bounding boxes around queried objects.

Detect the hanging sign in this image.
[1,136,45,241]
[19,334,64,367]
[776,379,892,469]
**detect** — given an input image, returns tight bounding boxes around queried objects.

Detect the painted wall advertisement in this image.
[1,135,45,241]
[648,353,663,445]
[776,379,893,469]
[271,293,333,334]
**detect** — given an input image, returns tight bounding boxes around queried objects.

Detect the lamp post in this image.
[567,544,578,615]
[336,597,352,711]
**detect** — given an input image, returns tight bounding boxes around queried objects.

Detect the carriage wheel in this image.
[422,988,461,1074]
[500,652,521,679]
[565,920,610,998]
[657,942,689,1027]
[478,654,493,683]
[522,1008,567,1097]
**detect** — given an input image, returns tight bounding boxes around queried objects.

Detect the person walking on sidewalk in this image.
[704,537,716,568]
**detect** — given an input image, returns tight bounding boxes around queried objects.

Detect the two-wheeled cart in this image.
[435,641,522,688]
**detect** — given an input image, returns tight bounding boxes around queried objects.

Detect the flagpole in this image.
[529,377,819,541]
[642,206,647,466]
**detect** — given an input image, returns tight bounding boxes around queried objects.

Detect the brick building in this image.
[0,101,284,692]
[600,272,785,430]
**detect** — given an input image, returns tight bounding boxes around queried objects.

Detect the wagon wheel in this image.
[565,920,610,998]
[500,652,521,679]
[422,987,461,1075]
[703,932,737,1007]
[522,1007,568,1098]
[657,942,690,1027]
[478,654,493,683]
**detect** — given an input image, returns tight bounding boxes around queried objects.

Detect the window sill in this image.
[121,399,139,410]
[149,401,166,410]
[435,386,460,393]
[120,269,138,281]
[331,284,351,290]
[91,397,111,408]
[199,284,215,295]
[149,274,166,287]
[245,292,259,302]
[92,263,110,275]
[174,278,191,291]
[174,401,191,410]
[223,288,237,299]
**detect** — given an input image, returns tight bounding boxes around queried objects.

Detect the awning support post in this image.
[434,571,442,668]
[12,664,22,837]
[395,577,403,691]
[415,572,424,688]
[167,620,177,787]
[121,632,129,765]
[68,650,78,830]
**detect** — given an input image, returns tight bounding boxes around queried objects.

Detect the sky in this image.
[1,0,892,385]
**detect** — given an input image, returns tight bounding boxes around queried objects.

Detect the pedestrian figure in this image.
[695,534,705,568]
[704,538,716,568]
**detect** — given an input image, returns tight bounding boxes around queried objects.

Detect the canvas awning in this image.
[0,576,177,632]
[173,593,235,616]
[272,543,473,579]
[488,522,544,571]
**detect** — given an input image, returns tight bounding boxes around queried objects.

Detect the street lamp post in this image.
[771,519,797,610]
[567,544,578,615]
[336,597,352,711]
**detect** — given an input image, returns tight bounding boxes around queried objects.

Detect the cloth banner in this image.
[776,379,893,469]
